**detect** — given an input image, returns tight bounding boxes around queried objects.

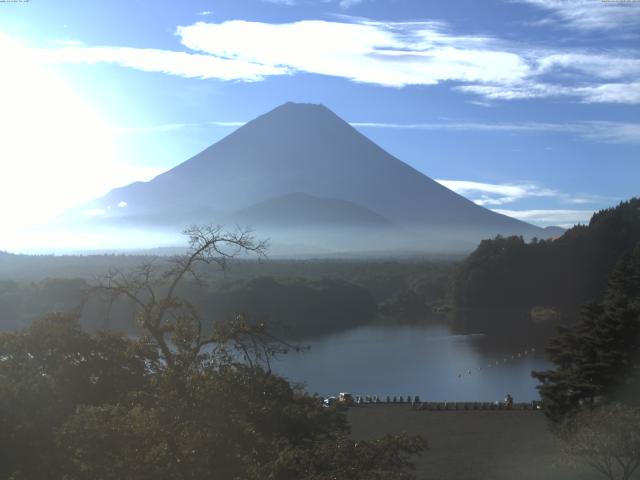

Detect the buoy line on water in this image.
[456,347,537,379]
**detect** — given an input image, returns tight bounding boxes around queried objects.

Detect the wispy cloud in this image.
[260,0,365,7]
[536,53,640,80]
[177,20,530,88]
[352,121,565,132]
[111,120,247,134]
[353,120,640,144]
[436,179,610,212]
[197,11,214,17]
[176,19,640,103]
[492,208,594,227]
[112,117,640,145]
[42,44,288,81]
[10,17,639,104]
[209,121,246,127]
[576,82,640,104]
[339,0,365,8]
[458,80,640,104]
[515,0,640,31]
[436,180,558,206]
[579,121,640,144]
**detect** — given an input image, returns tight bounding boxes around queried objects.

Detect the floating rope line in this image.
[457,347,536,379]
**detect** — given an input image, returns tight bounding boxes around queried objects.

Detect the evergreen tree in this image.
[532,243,640,423]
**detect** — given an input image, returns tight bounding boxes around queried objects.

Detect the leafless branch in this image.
[85,225,280,370]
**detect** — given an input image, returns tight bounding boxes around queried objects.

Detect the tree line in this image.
[0,262,454,337]
[449,198,640,328]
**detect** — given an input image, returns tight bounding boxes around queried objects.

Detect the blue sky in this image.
[0,0,639,246]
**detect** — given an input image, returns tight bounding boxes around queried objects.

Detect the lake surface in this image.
[272,324,551,402]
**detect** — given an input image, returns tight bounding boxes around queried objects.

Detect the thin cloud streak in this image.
[437,180,558,206]
[436,179,611,210]
[261,0,297,4]
[339,0,365,8]
[353,120,640,144]
[457,81,640,104]
[111,121,247,134]
[209,121,247,127]
[492,208,594,227]
[40,44,289,81]
[111,118,640,145]
[514,0,640,31]
[260,0,368,7]
[536,53,640,80]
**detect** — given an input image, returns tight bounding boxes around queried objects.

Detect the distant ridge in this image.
[231,192,393,228]
[543,226,567,238]
[68,102,553,254]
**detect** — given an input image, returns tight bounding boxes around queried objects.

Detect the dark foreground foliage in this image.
[0,315,425,480]
[558,404,640,480]
[532,243,640,424]
[0,226,425,480]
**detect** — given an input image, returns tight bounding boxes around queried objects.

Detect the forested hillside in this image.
[0,259,454,338]
[450,198,640,320]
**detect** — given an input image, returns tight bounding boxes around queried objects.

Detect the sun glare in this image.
[0,34,158,251]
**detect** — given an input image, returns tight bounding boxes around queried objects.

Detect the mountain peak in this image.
[255,101,339,126]
[277,101,330,112]
[77,102,548,254]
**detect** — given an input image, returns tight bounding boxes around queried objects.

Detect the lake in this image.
[272,324,551,402]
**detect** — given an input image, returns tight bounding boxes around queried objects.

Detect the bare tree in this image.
[560,404,640,480]
[91,225,295,370]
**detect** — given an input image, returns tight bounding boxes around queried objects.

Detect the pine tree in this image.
[533,243,640,423]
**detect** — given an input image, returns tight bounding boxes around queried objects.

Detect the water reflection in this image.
[272,323,551,402]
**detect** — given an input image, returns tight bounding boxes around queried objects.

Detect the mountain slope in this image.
[231,192,393,228]
[71,102,550,253]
